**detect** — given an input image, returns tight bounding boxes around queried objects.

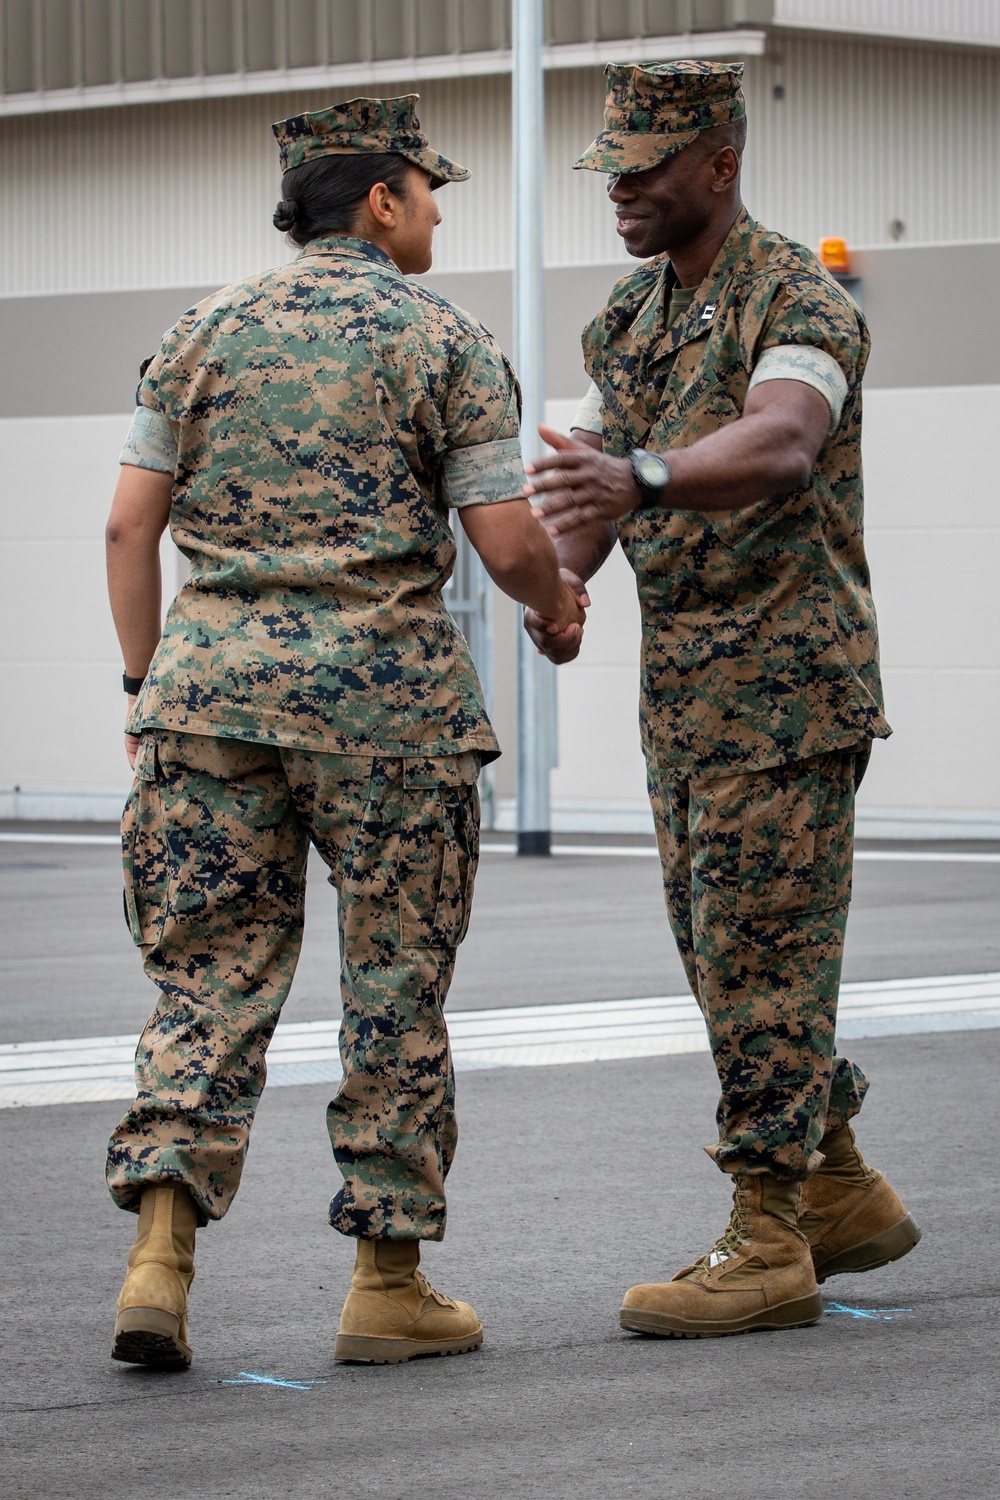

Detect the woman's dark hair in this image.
[273,152,412,245]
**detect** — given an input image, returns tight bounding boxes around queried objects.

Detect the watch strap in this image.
[123,673,146,695]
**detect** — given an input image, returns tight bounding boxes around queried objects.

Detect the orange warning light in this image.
[819,237,850,273]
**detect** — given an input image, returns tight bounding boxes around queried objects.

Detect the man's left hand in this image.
[524,425,641,535]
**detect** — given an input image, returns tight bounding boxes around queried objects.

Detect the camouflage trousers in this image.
[646,743,871,1180]
[106,730,480,1240]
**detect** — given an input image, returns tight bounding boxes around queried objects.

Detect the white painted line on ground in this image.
[479,844,1000,863]
[0,832,121,846]
[854,850,1000,865]
[3,832,1000,863]
[2,971,998,1110]
[480,843,659,858]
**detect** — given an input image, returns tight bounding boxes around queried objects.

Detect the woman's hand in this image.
[524,570,590,664]
[549,579,588,636]
[125,696,139,769]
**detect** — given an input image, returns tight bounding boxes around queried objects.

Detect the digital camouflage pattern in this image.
[746,343,847,431]
[583,208,891,777]
[646,743,871,1179]
[575,61,746,175]
[107,729,480,1239]
[127,235,520,761]
[272,94,470,184]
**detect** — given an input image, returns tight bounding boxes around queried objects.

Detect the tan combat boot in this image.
[620,1174,822,1338]
[334,1239,483,1364]
[799,1123,921,1283]
[112,1183,197,1367]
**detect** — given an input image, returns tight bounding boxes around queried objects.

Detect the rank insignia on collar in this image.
[700,303,717,322]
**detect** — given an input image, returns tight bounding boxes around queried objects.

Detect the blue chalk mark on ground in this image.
[825,1302,912,1322]
[213,1371,327,1390]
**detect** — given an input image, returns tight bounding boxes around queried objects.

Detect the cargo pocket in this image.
[121,734,169,947]
[735,753,855,918]
[398,757,480,950]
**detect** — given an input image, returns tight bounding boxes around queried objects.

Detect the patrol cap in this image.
[272,94,470,183]
[575,60,745,175]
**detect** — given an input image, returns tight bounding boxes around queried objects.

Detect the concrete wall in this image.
[0,413,181,817]
[859,383,1000,837]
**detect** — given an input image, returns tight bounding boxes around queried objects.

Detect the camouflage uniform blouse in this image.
[124,235,523,761]
[583,209,891,777]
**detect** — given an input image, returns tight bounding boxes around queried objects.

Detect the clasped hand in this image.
[524,570,591,665]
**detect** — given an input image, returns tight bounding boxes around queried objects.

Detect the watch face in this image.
[636,452,669,488]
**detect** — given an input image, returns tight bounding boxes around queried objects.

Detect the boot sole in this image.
[333,1330,483,1365]
[620,1290,823,1339]
[113,1307,192,1368]
[814,1212,922,1284]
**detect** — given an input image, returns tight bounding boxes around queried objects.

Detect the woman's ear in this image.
[366,181,398,229]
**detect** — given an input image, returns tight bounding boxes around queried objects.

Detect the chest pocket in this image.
[658,343,743,439]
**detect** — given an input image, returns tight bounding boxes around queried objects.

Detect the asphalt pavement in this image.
[2,827,999,1499]
[4,826,1000,1039]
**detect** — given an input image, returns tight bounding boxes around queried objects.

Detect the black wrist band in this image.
[123,673,146,695]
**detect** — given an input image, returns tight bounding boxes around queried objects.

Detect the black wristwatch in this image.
[630,448,672,509]
[123,673,146,695]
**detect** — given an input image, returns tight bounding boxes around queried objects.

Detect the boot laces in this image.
[414,1269,456,1308]
[695,1178,750,1271]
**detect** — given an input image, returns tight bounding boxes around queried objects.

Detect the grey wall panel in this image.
[3,240,997,419]
[0,286,216,417]
[853,242,1000,390]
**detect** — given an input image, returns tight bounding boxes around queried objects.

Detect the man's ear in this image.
[710,146,741,193]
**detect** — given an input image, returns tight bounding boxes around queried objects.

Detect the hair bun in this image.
[272,198,297,232]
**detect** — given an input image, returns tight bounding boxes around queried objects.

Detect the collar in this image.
[295,234,399,273]
[630,208,757,363]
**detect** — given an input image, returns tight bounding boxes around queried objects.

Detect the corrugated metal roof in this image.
[0,0,767,113]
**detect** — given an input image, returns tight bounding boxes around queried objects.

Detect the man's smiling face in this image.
[606,129,741,264]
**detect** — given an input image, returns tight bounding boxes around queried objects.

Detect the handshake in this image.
[523,569,590,665]
[518,422,644,665]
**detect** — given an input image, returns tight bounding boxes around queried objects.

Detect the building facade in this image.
[2,1,999,834]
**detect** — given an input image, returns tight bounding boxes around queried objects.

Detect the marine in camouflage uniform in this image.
[585,202,886,1181]
[104,96,555,1366]
[525,62,920,1336]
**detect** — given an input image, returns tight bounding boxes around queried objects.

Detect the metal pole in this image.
[513,0,557,857]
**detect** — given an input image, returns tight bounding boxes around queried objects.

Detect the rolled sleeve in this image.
[747,345,848,434]
[119,405,178,473]
[441,436,525,509]
[743,272,865,433]
[572,381,604,436]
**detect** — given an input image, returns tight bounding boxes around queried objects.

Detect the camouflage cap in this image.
[272,94,470,183]
[575,61,745,175]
